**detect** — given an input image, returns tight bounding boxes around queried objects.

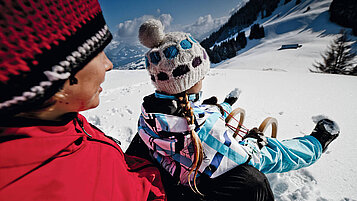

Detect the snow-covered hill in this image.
[82,69,357,200]
[106,0,356,71]
[217,0,357,72]
[104,39,147,70]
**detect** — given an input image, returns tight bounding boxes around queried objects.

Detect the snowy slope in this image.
[81,0,357,200]
[82,69,357,200]
[218,0,356,73]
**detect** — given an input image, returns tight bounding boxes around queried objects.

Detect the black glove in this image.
[224,88,241,106]
[310,118,339,153]
[242,128,268,149]
[224,96,238,106]
[202,96,218,105]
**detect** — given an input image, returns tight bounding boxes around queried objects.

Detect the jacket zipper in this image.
[74,117,125,157]
[75,117,92,138]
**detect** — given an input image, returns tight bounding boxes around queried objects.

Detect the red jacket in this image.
[0,113,166,201]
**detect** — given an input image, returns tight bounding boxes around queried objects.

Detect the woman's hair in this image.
[178,93,204,195]
[13,95,58,119]
[12,78,80,120]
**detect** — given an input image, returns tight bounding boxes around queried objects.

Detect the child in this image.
[135,19,339,199]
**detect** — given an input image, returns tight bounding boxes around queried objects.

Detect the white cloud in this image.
[229,0,249,15]
[182,14,229,41]
[115,14,173,43]
[112,1,248,44]
[158,14,173,28]
[180,0,249,41]
[114,12,226,44]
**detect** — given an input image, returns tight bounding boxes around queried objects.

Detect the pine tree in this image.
[218,43,228,61]
[249,24,265,40]
[350,65,357,76]
[353,23,357,36]
[236,32,247,49]
[226,39,237,58]
[206,47,221,63]
[311,30,356,75]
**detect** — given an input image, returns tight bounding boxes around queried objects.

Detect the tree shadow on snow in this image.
[299,11,351,37]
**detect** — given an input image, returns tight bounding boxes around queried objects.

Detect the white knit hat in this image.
[139,19,210,94]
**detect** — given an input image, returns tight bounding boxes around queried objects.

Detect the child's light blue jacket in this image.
[138,93,322,185]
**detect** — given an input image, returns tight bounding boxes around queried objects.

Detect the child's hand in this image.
[224,88,241,106]
[243,128,268,149]
[202,96,218,105]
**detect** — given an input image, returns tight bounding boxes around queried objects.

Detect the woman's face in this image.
[56,52,113,113]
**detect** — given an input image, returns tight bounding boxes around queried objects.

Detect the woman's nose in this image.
[103,52,113,71]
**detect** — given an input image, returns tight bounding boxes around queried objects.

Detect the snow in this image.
[218,0,356,73]
[82,0,357,200]
[83,69,357,200]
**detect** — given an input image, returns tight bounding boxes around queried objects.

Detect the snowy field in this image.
[217,0,357,72]
[83,69,357,201]
[82,0,357,200]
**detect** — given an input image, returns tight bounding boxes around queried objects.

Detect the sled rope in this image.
[222,107,249,138]
[221,107,278,138]
[226,124,247,138]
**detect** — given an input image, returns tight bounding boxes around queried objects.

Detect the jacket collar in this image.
[154,91,202,102]
[0,113,78,127]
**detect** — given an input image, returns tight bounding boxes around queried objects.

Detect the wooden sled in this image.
[226,108,278,138]
[258,117,278,138]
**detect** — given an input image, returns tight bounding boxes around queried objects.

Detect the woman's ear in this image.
[24,90,70,120]
[52,90,69,105]
[14,91,66,119]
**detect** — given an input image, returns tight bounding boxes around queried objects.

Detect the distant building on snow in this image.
[278,44,302,50]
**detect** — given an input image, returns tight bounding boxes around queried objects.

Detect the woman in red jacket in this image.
[0,1,165,200]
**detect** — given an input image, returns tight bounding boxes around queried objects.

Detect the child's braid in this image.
[178,93,204,196]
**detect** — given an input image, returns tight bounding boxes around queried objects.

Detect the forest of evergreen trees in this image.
[329,0,357,36]
[206,32,247,63]
[205,23,266,64]
[199,0,299,63]
[199,0,356,65]
[200,0,280,50]
[249,24,265,40]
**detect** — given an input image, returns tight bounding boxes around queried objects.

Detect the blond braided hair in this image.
[178,93,204,196]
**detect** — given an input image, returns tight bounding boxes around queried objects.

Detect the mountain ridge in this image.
[105,0,356,71]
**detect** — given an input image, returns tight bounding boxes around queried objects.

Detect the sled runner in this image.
[224,107,278,138]
[258,117,278,138]
[225,108,245,138]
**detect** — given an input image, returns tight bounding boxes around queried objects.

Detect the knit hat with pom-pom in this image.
[139,19,210,95]
[0,0,112,116]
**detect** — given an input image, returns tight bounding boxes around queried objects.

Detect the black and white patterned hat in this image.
[0,0,112,116]
[139,19,210,94]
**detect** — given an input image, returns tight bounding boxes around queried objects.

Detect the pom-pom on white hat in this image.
[139,19,210,95]
[139,19,165,48]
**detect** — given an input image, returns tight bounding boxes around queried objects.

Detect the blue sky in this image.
[98,0,243,31]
